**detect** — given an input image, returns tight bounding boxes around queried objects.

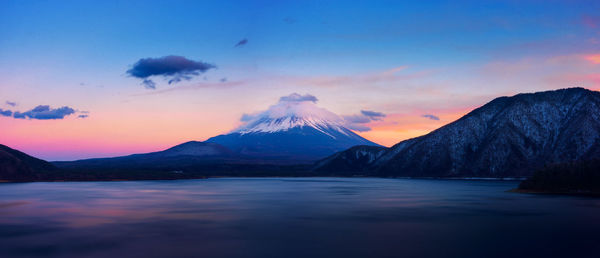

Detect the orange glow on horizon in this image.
[357,108,472,147]
[584,54,600,64]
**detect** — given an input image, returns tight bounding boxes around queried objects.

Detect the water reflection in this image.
[0,178,598,257]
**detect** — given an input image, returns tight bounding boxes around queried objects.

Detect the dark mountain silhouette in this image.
[55,141,234,169]
[518,159,600,194]
[316,88,600,177]
[0,144,57,181]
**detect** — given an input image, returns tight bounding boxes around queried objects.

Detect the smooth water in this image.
[0,178,598,258]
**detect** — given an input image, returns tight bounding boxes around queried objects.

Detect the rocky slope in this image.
[316,88,600,177]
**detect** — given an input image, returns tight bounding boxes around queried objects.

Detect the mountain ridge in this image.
[316,87,600,177]
[0,144,57,181]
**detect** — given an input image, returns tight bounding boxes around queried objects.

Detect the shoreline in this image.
[508,188,600,197]
[0,175,527,184]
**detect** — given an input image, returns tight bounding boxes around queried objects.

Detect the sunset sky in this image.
[1,0,600,160]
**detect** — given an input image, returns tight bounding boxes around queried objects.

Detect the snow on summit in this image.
[234,93,350,137]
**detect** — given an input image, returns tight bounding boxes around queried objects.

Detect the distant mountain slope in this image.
[314,145,387,175]
[0,144,56,180]
[55,141,233,169]
[316,88,600,177]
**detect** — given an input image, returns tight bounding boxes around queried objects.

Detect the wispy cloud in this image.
[422,114,440,121]
[279,93,318,103]
[130,80,246,96]
[343,110,387,132]
[234,39,248,47]
[361,110,386,121]
[297,66,412,88]
[142,79,156,89]
[5,101,16,107]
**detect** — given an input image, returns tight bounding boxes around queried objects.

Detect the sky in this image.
[1,0,600,161]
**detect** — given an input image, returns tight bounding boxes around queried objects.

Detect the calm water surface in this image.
[0,178,598,258]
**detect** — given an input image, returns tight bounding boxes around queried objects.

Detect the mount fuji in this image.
[56,93,381,171]
[206,94,380,162]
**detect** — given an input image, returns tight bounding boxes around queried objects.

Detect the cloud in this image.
[5,101,16,107]
[220,77,227,83]
[343,114,371,124]
[235,93,344,132]
[422,114,440,120]
[343,109,387,131]
[142,79,156,89]
[240,113,257,122]
[279,93,318,103]
[345,124,372,132]
[127,55,216,89]
[235,39,248,47]
[78,114,88,118]
[13,105,76,120]
[0,108,12,117]
[235,93,385,133]
[279,66,417,89]
[130,80,246,96]
[361,110,386,121]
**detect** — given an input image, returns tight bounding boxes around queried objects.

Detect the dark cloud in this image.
[127,55,216,89]
[234,39,248,47]
[142,79,156,89]
[0,108,12,117]
[13,105,76,120]
[422,114,440,121]
[220,77,227,83]
[360,110,386,121]
[78,114,89,118]
[343,110,386,132]
[345,124,371,132]
[5,101,17,107]
[279,93,318,103]
[343,114,371,124]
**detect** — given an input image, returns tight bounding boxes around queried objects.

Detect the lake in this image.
[0,178,598,258]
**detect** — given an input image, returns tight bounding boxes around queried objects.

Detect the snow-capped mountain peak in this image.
[233,97,349,138]
[204,93,381,161]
